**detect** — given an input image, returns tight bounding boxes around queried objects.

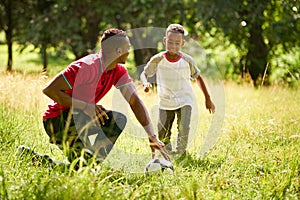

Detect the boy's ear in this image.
[181,40,185,47]
[163,37,166,45]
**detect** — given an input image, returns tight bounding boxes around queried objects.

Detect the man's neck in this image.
[102,52,118,71]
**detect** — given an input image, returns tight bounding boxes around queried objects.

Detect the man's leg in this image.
[43,109,127,163]
[74,110,127,160]
[43,109,82,163]
[158,109,175,152]
[176,105,192,154]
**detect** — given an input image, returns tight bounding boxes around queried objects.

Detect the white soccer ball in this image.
[144,158,174,174]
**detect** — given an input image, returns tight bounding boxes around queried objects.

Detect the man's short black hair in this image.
[101,28,127,43]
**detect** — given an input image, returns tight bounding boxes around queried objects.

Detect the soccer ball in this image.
[144,158,174,174]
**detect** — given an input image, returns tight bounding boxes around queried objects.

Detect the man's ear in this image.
[116,48,122,55]
[163,37,166,45]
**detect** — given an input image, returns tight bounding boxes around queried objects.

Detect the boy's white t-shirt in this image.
[144,51,201,110]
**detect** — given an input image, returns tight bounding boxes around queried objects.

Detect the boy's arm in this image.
[140,71,152,92]
[140,54,163,92]
[196,75,215,114]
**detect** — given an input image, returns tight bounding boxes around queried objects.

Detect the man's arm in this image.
[119,83,156,136]
[119,83,169,160]
[42,74,108,125]
[196,75,215,114]
[43,74,85,108]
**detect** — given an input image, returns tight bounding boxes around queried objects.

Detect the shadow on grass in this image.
[173,154,224,171]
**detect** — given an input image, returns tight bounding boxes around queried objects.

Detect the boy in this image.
[140,24,215,155]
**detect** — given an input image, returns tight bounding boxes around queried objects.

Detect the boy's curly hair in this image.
[166,24,185,35]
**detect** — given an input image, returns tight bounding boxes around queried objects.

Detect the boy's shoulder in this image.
[149,51,166,63]
[180,52,195,63]
[152,51,166,59]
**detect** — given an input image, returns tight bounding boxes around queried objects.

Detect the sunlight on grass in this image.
[0,73,299,199]
[0,44,75,76]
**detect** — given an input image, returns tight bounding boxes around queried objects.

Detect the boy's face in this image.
[164,32,184,55]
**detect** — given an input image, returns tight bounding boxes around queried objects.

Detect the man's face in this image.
[118,37,131,64]
[164,32,184,55]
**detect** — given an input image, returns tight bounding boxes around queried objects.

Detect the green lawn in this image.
[0,71,299,199]
[0,40,299,199]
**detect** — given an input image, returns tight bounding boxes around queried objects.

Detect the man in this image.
[40,28,168,164]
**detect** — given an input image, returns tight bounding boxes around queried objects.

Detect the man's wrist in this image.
[143,123,155,137]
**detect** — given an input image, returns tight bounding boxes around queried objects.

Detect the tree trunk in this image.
[5,0,13,71]
[130,28,159,80]
[246,23,268,87]
[41,43,47,73]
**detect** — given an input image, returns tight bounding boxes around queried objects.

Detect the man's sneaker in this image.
[18,145,65,166]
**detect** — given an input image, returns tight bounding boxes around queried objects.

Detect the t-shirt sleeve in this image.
[114,64,132,89]
[182,53,201,79]
[144,53,163,78]
[62,63,79,89]
[62,62,96,89]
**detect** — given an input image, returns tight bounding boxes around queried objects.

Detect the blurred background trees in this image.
[0,0,299,86]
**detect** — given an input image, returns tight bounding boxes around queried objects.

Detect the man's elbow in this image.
[42,85,51,97]
[42,85,58,101]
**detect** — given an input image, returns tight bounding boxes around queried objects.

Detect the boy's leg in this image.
[158,109,175,152]
[176,105,192,154]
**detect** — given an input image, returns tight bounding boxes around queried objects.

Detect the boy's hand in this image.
[143,82,152,93]
[206,99,215,114]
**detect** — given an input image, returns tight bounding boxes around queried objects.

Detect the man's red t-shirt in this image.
[42,52,132,119]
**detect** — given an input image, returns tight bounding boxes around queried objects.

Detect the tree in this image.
[53,0,111,60]
[109,0,185,78]
[192,0,300,86]
[17,0,110,72]
[16,0,61,72]
[0,0,15,71]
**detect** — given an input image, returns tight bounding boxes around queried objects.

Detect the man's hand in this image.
[205,99,215,114]
[148,135,170,161]
[84,104,109,126]
[143,82,152,93]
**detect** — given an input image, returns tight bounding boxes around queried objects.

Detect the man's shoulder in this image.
[115,64,129,75]
[116,63,127,71]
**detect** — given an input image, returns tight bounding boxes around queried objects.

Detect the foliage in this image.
[0,0,300,86]
[190,0,300,86]
[270,46,300,87]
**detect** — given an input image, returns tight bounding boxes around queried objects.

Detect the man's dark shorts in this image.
[43,109,127,161]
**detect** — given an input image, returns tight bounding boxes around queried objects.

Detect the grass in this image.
[0,72,299,199]
[0,43,299,199]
